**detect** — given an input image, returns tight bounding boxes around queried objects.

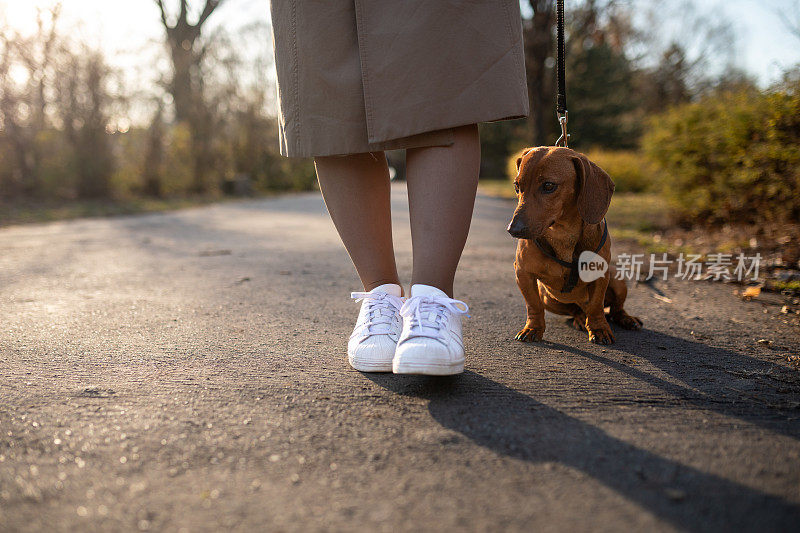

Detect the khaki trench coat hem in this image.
[279,126,457,159]
[270,0,530,159]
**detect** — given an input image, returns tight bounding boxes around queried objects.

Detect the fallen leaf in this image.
[653,294,673,304]
[741,286,761,300]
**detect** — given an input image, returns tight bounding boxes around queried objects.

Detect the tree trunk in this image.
[154,0,224,193]
[143,106,165,197]
[169,42,197,124]
[525,1,556,146]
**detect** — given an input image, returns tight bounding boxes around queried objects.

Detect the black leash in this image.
[540,1,603,293]
[555,0,569,147]
[534,220,607,293]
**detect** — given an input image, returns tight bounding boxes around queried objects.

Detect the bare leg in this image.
[314,151,401,293]
[406,124,480,297]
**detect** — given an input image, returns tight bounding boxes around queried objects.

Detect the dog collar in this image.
[533,219,608,294]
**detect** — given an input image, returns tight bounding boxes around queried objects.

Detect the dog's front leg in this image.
[514,263,546,342]
[583,275,615,344]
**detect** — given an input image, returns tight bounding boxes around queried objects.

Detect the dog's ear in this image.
[516,148,535,172]
[572,154,615,224]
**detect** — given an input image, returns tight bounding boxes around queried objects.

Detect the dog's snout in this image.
[507,216,529,239]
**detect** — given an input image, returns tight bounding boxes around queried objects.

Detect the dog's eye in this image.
[540,181,557,194]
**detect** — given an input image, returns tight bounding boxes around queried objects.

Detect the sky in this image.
[687,0,799,82]
[0,0,798,86]
[0,0,269,78]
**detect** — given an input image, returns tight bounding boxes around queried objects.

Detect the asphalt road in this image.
[1,184,799,532]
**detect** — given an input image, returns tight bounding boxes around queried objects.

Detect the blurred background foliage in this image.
[643,73,800,225]
[0,0,317,211]
[0,0,798,228]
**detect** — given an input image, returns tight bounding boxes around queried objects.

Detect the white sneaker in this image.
[348,283,404,372]
[393,284,470,375]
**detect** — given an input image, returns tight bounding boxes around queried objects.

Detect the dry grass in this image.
[0,196,249,228]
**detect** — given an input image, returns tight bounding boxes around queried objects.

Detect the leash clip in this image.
[556,110,570,148]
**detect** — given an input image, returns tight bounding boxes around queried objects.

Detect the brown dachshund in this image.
[506,146,642,344]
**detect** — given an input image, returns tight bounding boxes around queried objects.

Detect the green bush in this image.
[584,149,657,193]
[161,123,196,195]
[643,78,800,225]
[112,128,148,198]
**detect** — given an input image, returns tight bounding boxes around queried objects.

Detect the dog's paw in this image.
[611,312,643,330]
[570,316,587,332]
[587,324,615,344]
[515,326,544,342]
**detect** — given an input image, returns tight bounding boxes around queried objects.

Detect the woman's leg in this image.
[314,151,401,293]
[405,124,481,297]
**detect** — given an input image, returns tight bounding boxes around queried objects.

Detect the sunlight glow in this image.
[1,0,797,85]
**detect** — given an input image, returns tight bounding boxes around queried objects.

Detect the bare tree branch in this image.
[197,0,224,29]
[154,0,169,29]
[179,0,188,25]
[155,0,224,35]
[778,0,800,41]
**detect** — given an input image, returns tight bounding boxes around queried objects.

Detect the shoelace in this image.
[350,291,404,336]
[399,295,470,342]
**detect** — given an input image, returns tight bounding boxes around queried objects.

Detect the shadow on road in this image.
[365,370,800,532]
[548,327,800,441]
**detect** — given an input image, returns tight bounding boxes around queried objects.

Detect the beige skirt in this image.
[269,0,530,158]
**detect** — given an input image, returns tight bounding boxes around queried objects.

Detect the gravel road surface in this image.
[1,184,799,532]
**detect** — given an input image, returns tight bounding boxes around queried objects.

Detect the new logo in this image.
[578,251,608,282]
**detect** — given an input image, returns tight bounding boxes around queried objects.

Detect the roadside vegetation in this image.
[0,1,316,222]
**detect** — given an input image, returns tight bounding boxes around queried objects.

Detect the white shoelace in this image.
[399,295,470,342]
[350,291,404,336]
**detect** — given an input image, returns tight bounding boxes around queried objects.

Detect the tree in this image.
[523,0,556,146]
[561,0,641,148]
[637,43,691,113]
[780,0,800,42]
[567,39,639,148]
[143,103,165,197]
[521,0,640,147]
[634,0,737,113]
[154,0,223,122]
[55,47,117,199]
[0,6,62,197]
[153,0,226,193]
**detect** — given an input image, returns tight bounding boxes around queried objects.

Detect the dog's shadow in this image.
[547,324,800,440]
[364,328,800,531]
